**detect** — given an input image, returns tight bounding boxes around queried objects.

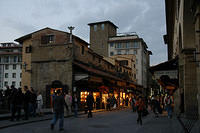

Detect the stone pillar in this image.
[183,51,198,119]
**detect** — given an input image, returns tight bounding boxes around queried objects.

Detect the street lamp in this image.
[68,26,75,44]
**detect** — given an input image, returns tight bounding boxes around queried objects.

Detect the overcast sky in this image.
[0,0,167,66]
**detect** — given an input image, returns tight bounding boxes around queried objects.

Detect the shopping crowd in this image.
[130,94,174,125]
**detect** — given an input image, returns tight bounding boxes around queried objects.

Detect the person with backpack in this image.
[165,95,173,118]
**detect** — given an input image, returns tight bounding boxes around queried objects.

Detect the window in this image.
[125,50,129,54]
[94,25,97,31]
[102,43,104,48]
[12,73,16,78]
[133,50,137,55]
[20,64,22,69]
[136,59,138,64]
[5,73,8,78]
[13,56,17,63]
[110,43,114,47]
[13,64,16,70]
[126,43,129,48]
[25,46,32,53]
[101,24,104,30]
[5,65,9,70]
[12,81,16,86]
[41,35,55,44]
[133,42,140,48]
[4,56,9,63]
[20,73,22,78]
[116,43,122,48]
[110,52,114,56]
[81,45,84,55]
[4,81,8,87]
[99,58,101,63]
[18,56,22,62]
[119,60,128,66]
[117,50,121,55]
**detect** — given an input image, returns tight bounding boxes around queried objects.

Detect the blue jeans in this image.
[166,105,172,117]
[74,104,78,117]
[51,112,64,129]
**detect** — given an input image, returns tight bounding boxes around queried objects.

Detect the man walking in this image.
[50,89,65,131]
[86,92,94,118]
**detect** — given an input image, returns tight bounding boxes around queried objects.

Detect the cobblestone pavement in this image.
[0,109,199,133]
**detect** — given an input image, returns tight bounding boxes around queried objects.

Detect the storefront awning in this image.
[73,61,120,80]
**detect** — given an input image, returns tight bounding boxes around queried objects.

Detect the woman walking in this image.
[135,96,145,125]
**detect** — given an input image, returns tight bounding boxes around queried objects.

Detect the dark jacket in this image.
[16,90,24,106]
[24,90,31,106]
[86,94,94,110]
[53,95,65,114]
[9,88,18,104]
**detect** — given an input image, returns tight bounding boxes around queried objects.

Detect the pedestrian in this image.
[15,88,24,121]
[5,86,11,110]
[50,89,65,131]
[23,86,31,120]
[72,94,78,117]
[0,89,3,108]
[10,85,18,121]
[151,96,159,117]
[86,92,94,118]
[165,95,173,118]
[30,87,37,117]
[131,95,136,112]
[135,96,145,125]
[106,96,111,111]
[37,91,43,116]
[64,92,72,115]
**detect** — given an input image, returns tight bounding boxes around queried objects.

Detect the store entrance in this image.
[46,80,68,108]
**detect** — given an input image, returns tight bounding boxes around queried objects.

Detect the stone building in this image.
[88,21,152,91]
[165,0,200,118]
[0,42,22,89]
[15,27,136,108]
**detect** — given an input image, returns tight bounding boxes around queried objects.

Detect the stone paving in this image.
[0,109,199,133]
